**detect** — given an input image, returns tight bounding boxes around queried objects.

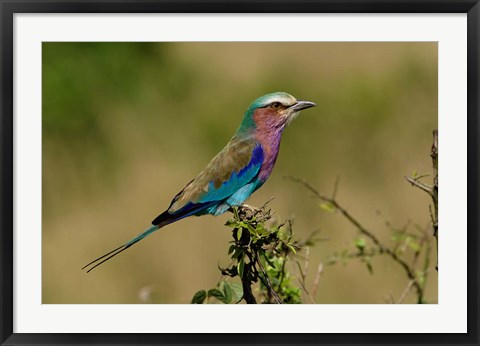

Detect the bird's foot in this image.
[239,204,260,214]
[228,204,258,220]
[231,203,273,223]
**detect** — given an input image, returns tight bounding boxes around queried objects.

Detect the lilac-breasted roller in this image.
[83,92,316,272]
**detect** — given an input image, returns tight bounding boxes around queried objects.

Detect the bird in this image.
[82,92,316,272]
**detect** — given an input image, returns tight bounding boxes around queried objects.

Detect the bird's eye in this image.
[270,102,282,109]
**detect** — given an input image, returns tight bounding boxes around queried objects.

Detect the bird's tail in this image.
[81,222,168,273]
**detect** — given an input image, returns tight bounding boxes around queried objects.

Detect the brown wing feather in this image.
[168,136,257,213]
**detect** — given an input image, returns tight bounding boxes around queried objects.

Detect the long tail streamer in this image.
[82,225,159,273]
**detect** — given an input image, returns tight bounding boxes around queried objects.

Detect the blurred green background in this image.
[42,42,437,304]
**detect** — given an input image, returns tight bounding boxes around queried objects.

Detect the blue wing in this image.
[152,141,264,224]
[198,145,263,203]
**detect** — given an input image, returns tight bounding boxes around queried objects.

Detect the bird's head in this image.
[239,92,316,133]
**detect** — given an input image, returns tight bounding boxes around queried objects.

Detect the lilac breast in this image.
[252,107,287,182]
[256,128,282,182]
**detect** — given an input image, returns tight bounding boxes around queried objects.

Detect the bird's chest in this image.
[257,132,282,181]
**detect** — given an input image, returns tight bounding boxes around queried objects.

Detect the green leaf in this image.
[237,228,243,240]
[260,249,276,267]
[407,241,421,252]
[286,243,297,254]
[237,257,245,278]
[364,257,374,275]
[229,282,243,301]
[232,207,240,220]
[225,220,237,228]
[245,223,256,234]
[191,290,206,304]
[416,271,426,286]
[228,245,235,255]
[238,221,247,229]
[354,237,366,251]
[207,288,225,302]
[391,232,405,242]
[319,202,335,213]
[234,249,244,260]
[222,282,233,304]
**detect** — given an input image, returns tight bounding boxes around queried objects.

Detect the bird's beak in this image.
[290,100,316,112]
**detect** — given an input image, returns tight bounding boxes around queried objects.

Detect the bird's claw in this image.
[228,204,259,220]
[240,204,260,214]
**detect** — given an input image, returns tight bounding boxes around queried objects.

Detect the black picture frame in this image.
[1,1,478,345]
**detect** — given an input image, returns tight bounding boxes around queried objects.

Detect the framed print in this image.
[1,1,479,345]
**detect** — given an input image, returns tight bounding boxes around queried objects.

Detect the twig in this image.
[421,235,432,296]
[404,177,433,194]
[311,263,324,299]
[431,130,438,271]
[397,279,415,304]
[411,232,425,269]
[304,246,310,279]
[256,256,283,304]
[384,291,396,304]
[405,130,438,271]
[287,176,425,303]
[277,250,288,289]
[295,261,315,304]
[332,175,341,200]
